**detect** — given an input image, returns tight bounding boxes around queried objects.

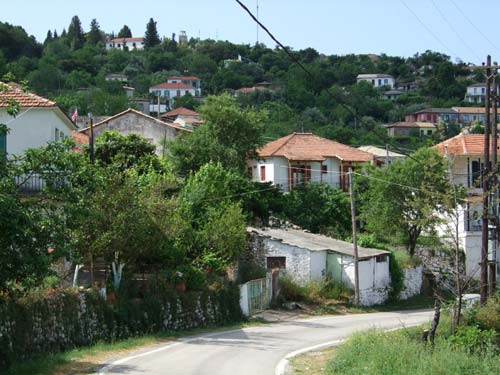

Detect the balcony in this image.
[16,173,67,195]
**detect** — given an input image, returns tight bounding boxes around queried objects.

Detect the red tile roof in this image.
[434,133,500,155]
[150,83,194,90]
[71,131,89,145]
[0,82,56,108]
[162,107,200,117]
[168,76,200,81]
[257,133,373,162]
[111,37,144,43]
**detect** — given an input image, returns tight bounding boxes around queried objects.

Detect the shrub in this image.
[278,275,352,304]
[278,275,307,302]
[447,326,499,355]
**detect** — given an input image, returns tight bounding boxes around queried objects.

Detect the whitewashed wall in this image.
[399,266,423,300]
[1,108,74,156]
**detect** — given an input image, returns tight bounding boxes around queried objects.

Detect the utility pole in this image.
[157,95,161,119]
[490,68,499,296]
[481,55,492,305]
[349,167,360,306]
[89,113,95,165]
[385,144,389,167]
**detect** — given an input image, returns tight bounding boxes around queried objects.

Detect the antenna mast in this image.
[256,0,259,44]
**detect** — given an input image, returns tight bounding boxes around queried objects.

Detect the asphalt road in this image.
[99,310,433,375]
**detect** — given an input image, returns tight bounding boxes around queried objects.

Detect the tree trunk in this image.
[72,264,83,287]
[429,300,441,346]
[90,252,94,287]
[111,261,125,290]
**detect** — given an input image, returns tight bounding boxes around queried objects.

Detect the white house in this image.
[106,37,145,51]
[356,74,395,89]
[247,227,392,306]
[149,76,201,113]
[79,108,189,156]
[0,82,77,156]
[358,145,406,166]
[434,134,500,280]
[248,132,375,192]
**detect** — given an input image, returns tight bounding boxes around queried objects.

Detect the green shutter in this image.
[0,134,6,156]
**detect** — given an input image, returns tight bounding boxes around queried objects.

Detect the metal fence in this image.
[244,274,272,316]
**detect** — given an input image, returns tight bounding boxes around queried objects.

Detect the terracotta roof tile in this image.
[162,107,200,117]
[168,76,200,81]
[434,133,500,155]
[110,37,144,43]
[150,82,194,90]
[258,133,373,162]
[0,82,56,108]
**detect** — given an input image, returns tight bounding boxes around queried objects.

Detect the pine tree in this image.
[44,30,53,45]
[144,18,160,48]
[61,28,67,38]
[118,25,132,39]
[87,18,102,45]
[67,15,85,49]
[53,29,58,39]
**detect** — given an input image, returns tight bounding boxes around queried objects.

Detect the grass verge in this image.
[289,347,336,375]
[3,320,265,375]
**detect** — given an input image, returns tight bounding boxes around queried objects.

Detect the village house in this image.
[160,107,202,129]
[358,145,406,166]
[383,89,404,101]
[247,227,392,306]
[404,108,458,123]
[434,134,500,280]
[149,76,201,113]
[463,83,500,104]
[0,82,77,156]
[106,37,145,51]
[248,132,374,192]
[356,74,395,89]
[79,108,189,156]
[384,121,437,137]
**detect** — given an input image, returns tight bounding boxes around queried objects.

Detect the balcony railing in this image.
[15,173,67,195]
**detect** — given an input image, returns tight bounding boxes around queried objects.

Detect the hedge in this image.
[0,286,243,369]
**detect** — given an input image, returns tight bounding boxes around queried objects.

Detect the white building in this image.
[247,227,392,306]
[106,37,145,51]
[358,145,406,166]
[434,134,500,280]
[356,74,395,89]
[248,132,375,192]
[0,82,76,156]
[79,108,190,156]
[149,76,201,113]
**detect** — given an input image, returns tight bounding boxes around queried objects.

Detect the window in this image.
[117,44,121,48]
[132,43,136,48]
[427,130,432,135]
[376,255,387,263]
[0,133,6,157]
[482,88,485,94]
[384,78,388,84]
[378,79,382,86]
[291,165,311,188]
[321,165,328,174]
[176,90,181,97]
[185,90,189,95]
[260,165,266,181]
[247,167,253,178]
[471,160,483,187]
[266,256,286,270]
[55,128,59,141]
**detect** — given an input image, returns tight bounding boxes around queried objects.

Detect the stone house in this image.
[79,108,189,156]
[358,145,406,166]
[247,227,392,306]
[384,121,437,137]
[248,132,375,192]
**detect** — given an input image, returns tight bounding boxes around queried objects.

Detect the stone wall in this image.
[399,266,423,300]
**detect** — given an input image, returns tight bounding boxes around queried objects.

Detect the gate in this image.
[240,273,272,316]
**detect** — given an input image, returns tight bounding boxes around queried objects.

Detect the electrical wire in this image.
[429,0,481,62]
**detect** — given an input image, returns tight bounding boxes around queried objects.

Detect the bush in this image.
[447,326,499,355]
[278,275,307,302]
[464,294,500,333]
[278,275,352,304]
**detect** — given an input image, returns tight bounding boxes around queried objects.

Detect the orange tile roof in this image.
[151,82,194,90]
[162,107,200,117]
[0,82,56,108]
[257,133,373,162]
[452,106,496,115]
[434,133,500,155]
[71,131,89,145]
[111,37,144,43]
[168,76,200,81]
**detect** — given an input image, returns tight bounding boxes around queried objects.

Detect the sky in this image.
[2,0,500,64]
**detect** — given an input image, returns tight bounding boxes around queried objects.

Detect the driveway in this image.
[99,310,433,375]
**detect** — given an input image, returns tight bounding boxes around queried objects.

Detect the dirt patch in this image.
[288,346,336,375]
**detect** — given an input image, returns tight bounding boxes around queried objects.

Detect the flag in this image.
[71,109,78,122]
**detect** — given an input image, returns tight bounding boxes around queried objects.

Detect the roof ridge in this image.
[269,132,297,156]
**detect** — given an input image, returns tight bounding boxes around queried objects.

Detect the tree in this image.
[144,18,160,48]
[44,30,53,46]
[87,19,102,45]
[67,15,85,50]
[117,25,132,38]
[358,147,455,256]
[169,93,266,175]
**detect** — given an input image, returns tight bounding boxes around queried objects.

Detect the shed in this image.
[247,227,392,306]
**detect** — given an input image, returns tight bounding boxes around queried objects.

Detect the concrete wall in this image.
[84,111,180,156]
[1,108,74,156]
[261,238,312,283]
[399,266,423,300]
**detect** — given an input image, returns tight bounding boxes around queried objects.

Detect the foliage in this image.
[0,285,243,369]
[464,294,500,333]
[278,275,352,304]
[326,329,500,375]
[117,25,132,39]
[169,94,266,175]
[67,15,85,50]
[283,182,351,238]
[358,147,455,255]
[144,18,161,48]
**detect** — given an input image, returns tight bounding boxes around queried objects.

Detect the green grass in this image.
[2,321,264,375]
[326,327,500,375]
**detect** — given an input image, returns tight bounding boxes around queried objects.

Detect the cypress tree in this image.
[44,30,53,45]
[87,18,102,45]
[67,15,85,49]
[144,18,160,48]
[118,25,132,39]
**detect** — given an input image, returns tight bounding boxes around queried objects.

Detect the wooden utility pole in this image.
[481,55,492,305]
[89,115,95,165]
[490,69,499,296]
[349,168,360,306]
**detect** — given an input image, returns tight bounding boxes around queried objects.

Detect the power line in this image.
[429,0,481,62]
[449,0,500,55]
[399,0,459,58]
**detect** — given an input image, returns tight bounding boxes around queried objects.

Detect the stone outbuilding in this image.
[247,227,392,306]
